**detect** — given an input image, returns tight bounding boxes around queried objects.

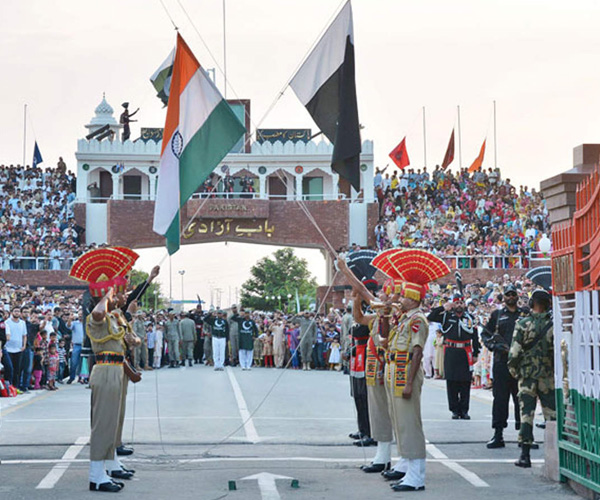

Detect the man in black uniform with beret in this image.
[481,284,526,448]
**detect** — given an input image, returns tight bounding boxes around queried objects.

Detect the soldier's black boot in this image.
[515,444,531,468]
[486,428,505,449]
[188,360,193,367]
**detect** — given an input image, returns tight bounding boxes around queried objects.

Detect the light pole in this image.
[277,295,281,310]
[178,270,185,308]
[153,289,158,311]
[287,293,292,312]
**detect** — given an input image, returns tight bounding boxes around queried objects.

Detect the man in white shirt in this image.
[5,307,27,389]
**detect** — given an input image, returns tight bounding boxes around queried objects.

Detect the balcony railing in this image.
[0,257,76,271]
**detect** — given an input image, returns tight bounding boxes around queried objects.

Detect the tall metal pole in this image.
[23,104,27,166]
[422,106,427,168]
[223,0,227,98]
[457,105,463,169]
[493,100,497,169]
[169,254,173,304]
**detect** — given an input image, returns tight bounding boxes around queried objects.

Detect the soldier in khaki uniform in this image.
[338,255,396,473]
[69,247,140,492]
[372,248,450,492]
[508,289,555,468]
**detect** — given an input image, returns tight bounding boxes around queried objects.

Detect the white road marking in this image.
[427,443,489,487]
[3,456,545,465]
[35,436,89,489]
[241,472,292,500]
[226,367,260,443]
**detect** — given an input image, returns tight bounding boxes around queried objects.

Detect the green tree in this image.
[129,269,166,311]
[240,248,317,311]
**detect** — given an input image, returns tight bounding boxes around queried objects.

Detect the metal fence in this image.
[0,257,76,271]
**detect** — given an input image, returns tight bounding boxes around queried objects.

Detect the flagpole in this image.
[493,100,497,169]
[457,105,462,170]
[422,106,427,168]
[23,104,27,166]
[223,0,227,99]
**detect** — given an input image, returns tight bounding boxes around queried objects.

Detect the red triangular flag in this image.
[389,137,410,170]
[441,129,455,170]
[468,139,486,173]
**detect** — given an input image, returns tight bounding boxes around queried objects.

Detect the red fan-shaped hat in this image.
[69,248,135,297]
[110,247,139,276]
[372,249,450,301]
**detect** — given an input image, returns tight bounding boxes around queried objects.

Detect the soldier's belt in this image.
[96,352,124,365]
[444,340,471,348]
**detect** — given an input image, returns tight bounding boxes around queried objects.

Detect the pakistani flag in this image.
[153,34,246,255]
[290,1,361,190]
[150,47,175,106]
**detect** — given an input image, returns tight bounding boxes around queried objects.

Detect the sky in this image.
[1,0,600,303]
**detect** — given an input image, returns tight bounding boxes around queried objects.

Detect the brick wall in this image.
[106,199,357,251]
[0,270,84,289]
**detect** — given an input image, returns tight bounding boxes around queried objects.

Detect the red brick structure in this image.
[107,199,379,251]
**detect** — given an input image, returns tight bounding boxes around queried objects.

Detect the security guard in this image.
[482,284,526,448]
[508,289,555,468]
[428,295,480,419]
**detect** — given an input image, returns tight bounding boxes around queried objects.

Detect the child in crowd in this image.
[57,338,67,384]
[261,331,274,368]
[47,343,59,390]
[328,336,341,371]
[32,347,44,390]
[253,334,264,367]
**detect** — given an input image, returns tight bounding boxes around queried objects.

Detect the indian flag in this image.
[153,35,246,254]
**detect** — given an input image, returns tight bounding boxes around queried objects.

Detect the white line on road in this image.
[4,456,545,465]
[35,436,89,489]
[226,367,260,443]
[427,443,489,487]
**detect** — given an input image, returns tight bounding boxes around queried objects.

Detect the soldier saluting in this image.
[481,284,527,448]
[428,294,480,420]
[508,289,556,468]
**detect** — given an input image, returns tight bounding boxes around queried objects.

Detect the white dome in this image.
[89,93,118,126]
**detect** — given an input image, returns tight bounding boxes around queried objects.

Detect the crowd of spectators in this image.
[0,160,88,270]
[0,269,538,397]
[372,165,550,269]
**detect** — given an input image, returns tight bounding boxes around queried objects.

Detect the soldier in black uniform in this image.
[428,295,480,419]
[481,284,526,448]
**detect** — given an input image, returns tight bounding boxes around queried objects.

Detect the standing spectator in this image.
[270,315,286,369]
[57,339,67,383]
[5,307,27,390]
[146,323,156,371]
[20,307,38,392]
[67,310,84,383]
[192,305,205,364]
[165,311,182,368]
[228,304,240,367]
[296,311,316,371]
[179,312,197,367]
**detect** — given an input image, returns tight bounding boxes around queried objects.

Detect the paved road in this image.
[0,365,578,499]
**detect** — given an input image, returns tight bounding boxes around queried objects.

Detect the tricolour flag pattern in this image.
[290,1,361,190]
[153,35,246,254]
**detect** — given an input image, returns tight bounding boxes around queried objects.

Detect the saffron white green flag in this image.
[153,35,246,254]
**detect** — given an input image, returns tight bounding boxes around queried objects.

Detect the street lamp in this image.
[153,289,158,311]
[277,295,281,310]
[178,270,186,307]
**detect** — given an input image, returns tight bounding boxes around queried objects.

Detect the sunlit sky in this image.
[1,0,599,303]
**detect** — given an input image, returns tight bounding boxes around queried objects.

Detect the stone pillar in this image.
[259,174,267,200]
[111,173,121,200]
[149,174,157,200]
